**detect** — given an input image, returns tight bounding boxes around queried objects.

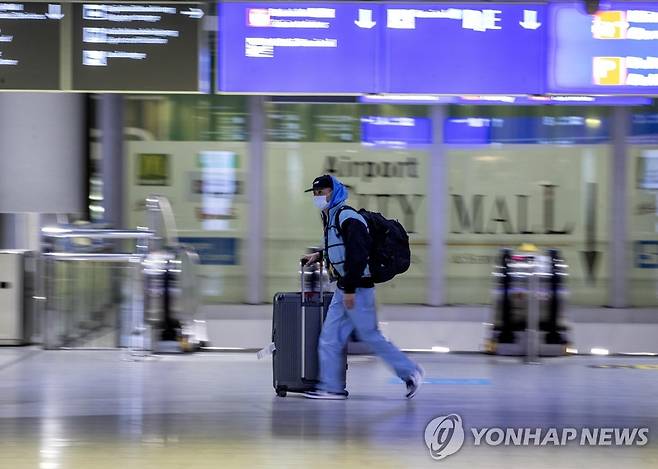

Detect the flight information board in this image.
[5,1,658,96]
[383,3,546,94]
[72,2,206,91]
[217,2,380,93]
[0,3,62,90]
[548,2,658,94]
[218,2,546,94]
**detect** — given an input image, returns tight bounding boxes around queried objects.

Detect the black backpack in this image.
[336,206,411,283]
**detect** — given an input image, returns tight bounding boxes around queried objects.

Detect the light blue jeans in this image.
[318,287,418,393]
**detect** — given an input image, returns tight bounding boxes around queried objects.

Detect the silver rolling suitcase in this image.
[272,259,346,397]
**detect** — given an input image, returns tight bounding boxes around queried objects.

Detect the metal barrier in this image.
[39,196,205,353]
[40,238,151,350]
[0,250,36,345]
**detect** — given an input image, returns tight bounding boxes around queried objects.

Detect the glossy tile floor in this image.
[0,348,657,468]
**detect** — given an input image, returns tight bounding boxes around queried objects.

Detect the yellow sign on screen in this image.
[137,153,170,186]
[593,57,625,85]
[592,11,627,40]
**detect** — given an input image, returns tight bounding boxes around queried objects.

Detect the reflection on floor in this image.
[0,349,657,468]
[202,305,658,353]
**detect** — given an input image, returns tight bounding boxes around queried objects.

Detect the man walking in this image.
[302,174,424,400]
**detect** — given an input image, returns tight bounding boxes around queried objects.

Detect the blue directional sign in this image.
[218,1,658,96]
[217,2,380,93]
[548,2,658,94]
[382,3,546,94]
[217,2,547,95]
[361,116,432,146]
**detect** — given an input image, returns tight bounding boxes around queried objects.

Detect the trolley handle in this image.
[300,253,324,302]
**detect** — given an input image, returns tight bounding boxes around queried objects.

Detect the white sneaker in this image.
[304,390,348,400]
[405,366,425,399]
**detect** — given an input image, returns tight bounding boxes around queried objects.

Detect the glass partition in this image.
[264,102,429,303]
[123,95,249,303]
[445,106,612,305]
[109,96,655,307]
[628,106,658,306]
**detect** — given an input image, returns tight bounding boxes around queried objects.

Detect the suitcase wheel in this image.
[276,386,287,398]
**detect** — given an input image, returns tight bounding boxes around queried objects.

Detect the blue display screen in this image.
[444,116,610,145]
[361,116,432,146]
[383,3,546,94]
[217,2,546,94]
[444,118,493,144]
[360,112,657,146]
[548,2,658,94]
[217,2,380,93]
[218,1,658,95]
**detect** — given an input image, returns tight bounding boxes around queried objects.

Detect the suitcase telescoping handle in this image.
[300,253,324,300]
[300,253,323,380]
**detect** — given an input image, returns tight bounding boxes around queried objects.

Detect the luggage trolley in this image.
[487,244,570,359]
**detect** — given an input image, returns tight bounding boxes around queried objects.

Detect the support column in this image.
[0,93,86,215]
[609,107,630,308]
[2,214,41,251]
[99,94,125,228]
[246,96,266,304]
[0,215,12,249]
[427,105,448,306]
[0,207,41,251]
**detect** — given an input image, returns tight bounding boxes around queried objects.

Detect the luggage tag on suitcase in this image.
[257,342,276,360]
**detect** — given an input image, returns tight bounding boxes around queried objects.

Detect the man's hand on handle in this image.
[301,252,320,266]
[301,252,354,309]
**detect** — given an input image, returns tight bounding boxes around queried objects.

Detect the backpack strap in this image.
[332,205,358,238]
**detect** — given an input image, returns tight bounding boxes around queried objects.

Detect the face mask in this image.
[313,195,329,210]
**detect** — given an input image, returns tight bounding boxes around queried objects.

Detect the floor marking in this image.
[589,364,658,370]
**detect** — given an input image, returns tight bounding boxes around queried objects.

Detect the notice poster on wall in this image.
[136,153,170,186]
[126,142,247,233]
[197,151,239,231]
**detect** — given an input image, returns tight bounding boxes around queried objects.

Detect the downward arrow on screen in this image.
[355,9,376,29]
[520,9,542,30]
